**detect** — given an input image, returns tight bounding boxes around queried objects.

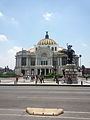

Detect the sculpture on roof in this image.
[45,31,49,39]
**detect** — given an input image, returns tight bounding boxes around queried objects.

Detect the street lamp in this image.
[79,55,82,67]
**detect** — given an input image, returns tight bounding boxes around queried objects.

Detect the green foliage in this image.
[55,74,63,78]
[44,73,53,79]
[88,76,90,78]
[0,72,19,78]
[44,73,63,79]
[78,76,84,78]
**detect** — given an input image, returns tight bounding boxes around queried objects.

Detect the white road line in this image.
[0,113,90,120]
[59,117,90,119]
[0,108,24,111]
[0,113,27,116]
[0,109,89,117]
[17,96,90,100]
[65,111,90,114]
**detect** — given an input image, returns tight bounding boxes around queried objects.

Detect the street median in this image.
[26,107,64,116]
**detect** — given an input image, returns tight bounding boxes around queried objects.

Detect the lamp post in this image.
[52,52,54,74]
[79,55,82,67]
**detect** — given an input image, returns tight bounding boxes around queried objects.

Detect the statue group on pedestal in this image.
[67,44,75,64]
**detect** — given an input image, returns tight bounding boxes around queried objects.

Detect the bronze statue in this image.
[67,45,75,64]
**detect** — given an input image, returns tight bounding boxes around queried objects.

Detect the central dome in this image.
[37,31,57,45]
[37,39,57,45]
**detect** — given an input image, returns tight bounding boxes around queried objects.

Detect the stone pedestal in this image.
[65,64,78,84]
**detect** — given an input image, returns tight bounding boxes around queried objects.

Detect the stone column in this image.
[60,57,62,66]
[45,69,46,75]
[26,57,28,66]
[57,57,59,66]
[36,57,37,65]
[19,57,21,67]
[49,68,50,73]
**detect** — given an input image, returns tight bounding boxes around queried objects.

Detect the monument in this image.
[64,44,78,84]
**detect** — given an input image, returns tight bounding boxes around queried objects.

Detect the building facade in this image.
[15,32,79,75]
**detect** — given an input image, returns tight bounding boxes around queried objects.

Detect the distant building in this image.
[4,66,13,72]
[15,32,79,75]
[84,68,90,75]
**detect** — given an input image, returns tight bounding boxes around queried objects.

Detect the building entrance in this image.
[46,69,49,75]
[21,70,25,75]
[41,69,45,75]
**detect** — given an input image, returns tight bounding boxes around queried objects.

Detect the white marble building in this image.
[15,32,79,75]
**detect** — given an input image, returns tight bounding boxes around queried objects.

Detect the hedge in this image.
[0,72,20,78]
[44,73,63,79]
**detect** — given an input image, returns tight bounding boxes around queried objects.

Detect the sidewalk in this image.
[0,77,90,86]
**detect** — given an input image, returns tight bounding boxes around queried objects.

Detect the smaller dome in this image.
[28,48,35,52]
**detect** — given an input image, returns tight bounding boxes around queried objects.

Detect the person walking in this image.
[35,75,38,84]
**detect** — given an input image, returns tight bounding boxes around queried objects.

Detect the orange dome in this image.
[37,39,57,45]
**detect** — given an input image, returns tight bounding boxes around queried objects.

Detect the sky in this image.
[0,0,90,69]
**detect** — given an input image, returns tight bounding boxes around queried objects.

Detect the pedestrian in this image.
[85,74,88,80]
[41,74,44,83]
[81,80,83,85]
[16,76,18,82]
[55,75,59,84]
[39,75,42,83]
[35,75,38,84]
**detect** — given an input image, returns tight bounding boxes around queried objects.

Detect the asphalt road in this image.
[0,86,90,120]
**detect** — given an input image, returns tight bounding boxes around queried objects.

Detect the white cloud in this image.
[0,12,4,17]
[43,12,53,21]
[8,46,22,55]
[7,46,22,69]
[0,11,18,26]
[0,46,22,69]
[0,34,8,42]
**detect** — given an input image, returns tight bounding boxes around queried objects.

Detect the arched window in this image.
[41,53,47,57]
[36,47,37,51]
[55,47,57,51]
[51,47,54,51]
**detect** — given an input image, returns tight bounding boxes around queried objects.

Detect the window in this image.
[36,47,37,51]
[41,61,48,65]
[41,53,47,57]
[62,57,67,65]
[31,58,35,66]
[21,57,26,66]
[55,47,57,51]
[53,61,57,66]
[51,47,54,51]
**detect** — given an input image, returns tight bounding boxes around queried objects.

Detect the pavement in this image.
[0,77,90,86]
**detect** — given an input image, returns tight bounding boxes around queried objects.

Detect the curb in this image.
[0,84,90,87]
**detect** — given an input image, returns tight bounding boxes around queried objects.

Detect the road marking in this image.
[65,111,90,113]
[0,108,90,119]
[0,109,90,114]
[0,108,24,111]
[59,117,90,119]
[17,96,90,100]
[0,113,27,116]
[0,113,90,120]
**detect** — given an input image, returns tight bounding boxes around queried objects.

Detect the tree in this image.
[82,65,85,77]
